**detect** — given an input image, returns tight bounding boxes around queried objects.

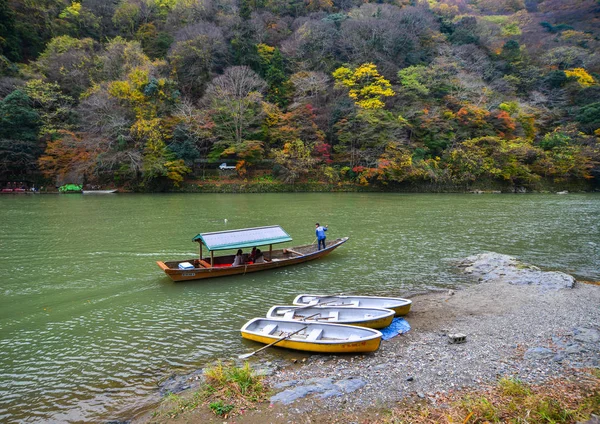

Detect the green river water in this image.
[0,193,598,423]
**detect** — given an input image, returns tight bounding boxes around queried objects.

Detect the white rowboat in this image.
[293,294,412,316]
[266,305,395,329]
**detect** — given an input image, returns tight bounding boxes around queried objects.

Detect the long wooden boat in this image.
[293,294,412,316]
[266,305,395,329]
[157,225,348,282]
[240,318,382,354]
[82,189,117,194]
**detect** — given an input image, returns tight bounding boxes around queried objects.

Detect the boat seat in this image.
[283,311,295,319]
[348,334,361,341]
[306,328,323,341]
[328,311,339,320]
[349,301,360,307]
[262,324,278,335]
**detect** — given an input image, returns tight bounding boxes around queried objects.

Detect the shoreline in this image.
[137,256,600,423]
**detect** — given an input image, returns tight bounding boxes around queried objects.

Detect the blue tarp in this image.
[380,317,411,340]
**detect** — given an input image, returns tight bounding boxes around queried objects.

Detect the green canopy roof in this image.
[192,225,292,251]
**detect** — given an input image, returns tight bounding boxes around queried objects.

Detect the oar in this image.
[297,313,321,321]
[296,300,337,309]
[239,326,308,359]
[284,248,304,256]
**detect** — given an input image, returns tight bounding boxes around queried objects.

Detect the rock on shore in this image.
[458,252,576,289]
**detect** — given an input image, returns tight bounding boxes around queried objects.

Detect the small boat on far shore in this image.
[58,184,83,193]
[240,318,382,354]
[293,294,412,316]
[266,305,395,329]
[82,189,118,194]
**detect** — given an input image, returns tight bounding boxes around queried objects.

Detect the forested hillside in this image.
[1,0,599,191]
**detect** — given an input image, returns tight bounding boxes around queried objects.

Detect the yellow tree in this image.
[332,63,395,109]
[109,68,189,186]
[564,68,596,87]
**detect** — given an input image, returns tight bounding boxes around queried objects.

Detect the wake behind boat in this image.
[240,318,382,354]
[266,305,395,329]
[293,294,412,316]
[157,225,348,281]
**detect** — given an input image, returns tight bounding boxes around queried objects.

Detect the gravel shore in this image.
[143,254,600,423]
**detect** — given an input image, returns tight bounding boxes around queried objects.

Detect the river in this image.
[0,193,598,422]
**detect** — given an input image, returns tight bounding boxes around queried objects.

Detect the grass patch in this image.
[158,361,269,420]
[384,371,600,423]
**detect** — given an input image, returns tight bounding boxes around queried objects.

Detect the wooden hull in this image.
[240,318,382,354]
[82,189,117,194]
[266,305,395,329]
[293,294,412,316]
[157,237,348,281]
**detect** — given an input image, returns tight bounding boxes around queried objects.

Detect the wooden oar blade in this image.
[238,326,307,359]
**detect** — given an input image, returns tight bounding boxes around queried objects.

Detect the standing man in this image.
[315,223,328,250]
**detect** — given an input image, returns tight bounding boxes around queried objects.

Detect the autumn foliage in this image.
[0,0,598,190]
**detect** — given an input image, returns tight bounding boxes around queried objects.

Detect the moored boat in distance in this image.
[240,318,382,354]
[82,189,117,194]
[266,305,395,329]
[58,184,83,193]
[157,225,348,282]
[293,294,412,316]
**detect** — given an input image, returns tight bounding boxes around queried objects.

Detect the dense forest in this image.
[1,0,599,191]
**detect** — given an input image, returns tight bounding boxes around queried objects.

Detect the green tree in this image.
[57,1,101,39]
[257,44,290,107]
[109,68,189,186]
[0,90,40,141]
[203,66,267,146]
[0,90,42,178]
[34,36,97,98]
[112,1,141,36]
[334,108,407,169]
[23,79,77,139]
[0,0,19,60]
[273,139,316,183]
[135,23,173,59]
[576,102,600,134]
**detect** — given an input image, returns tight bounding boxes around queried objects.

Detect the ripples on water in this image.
[0,193,598,422]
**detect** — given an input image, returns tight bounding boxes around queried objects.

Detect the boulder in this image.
[458,252,575,289]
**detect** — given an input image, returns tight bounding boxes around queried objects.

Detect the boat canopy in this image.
[192,225,292,251]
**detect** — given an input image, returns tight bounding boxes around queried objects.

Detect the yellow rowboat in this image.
[157,225,348,282]
[293,294,412,316]
[240,318,382,354]
[266,305,395,329]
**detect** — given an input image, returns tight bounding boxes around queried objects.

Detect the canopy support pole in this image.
[269,244,272,261]
[210,251,214,267]
[199,243,202,262]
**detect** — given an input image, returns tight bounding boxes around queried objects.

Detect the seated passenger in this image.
[248,247,257,262]
[232,249,245,266]
[254,249,265,263]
